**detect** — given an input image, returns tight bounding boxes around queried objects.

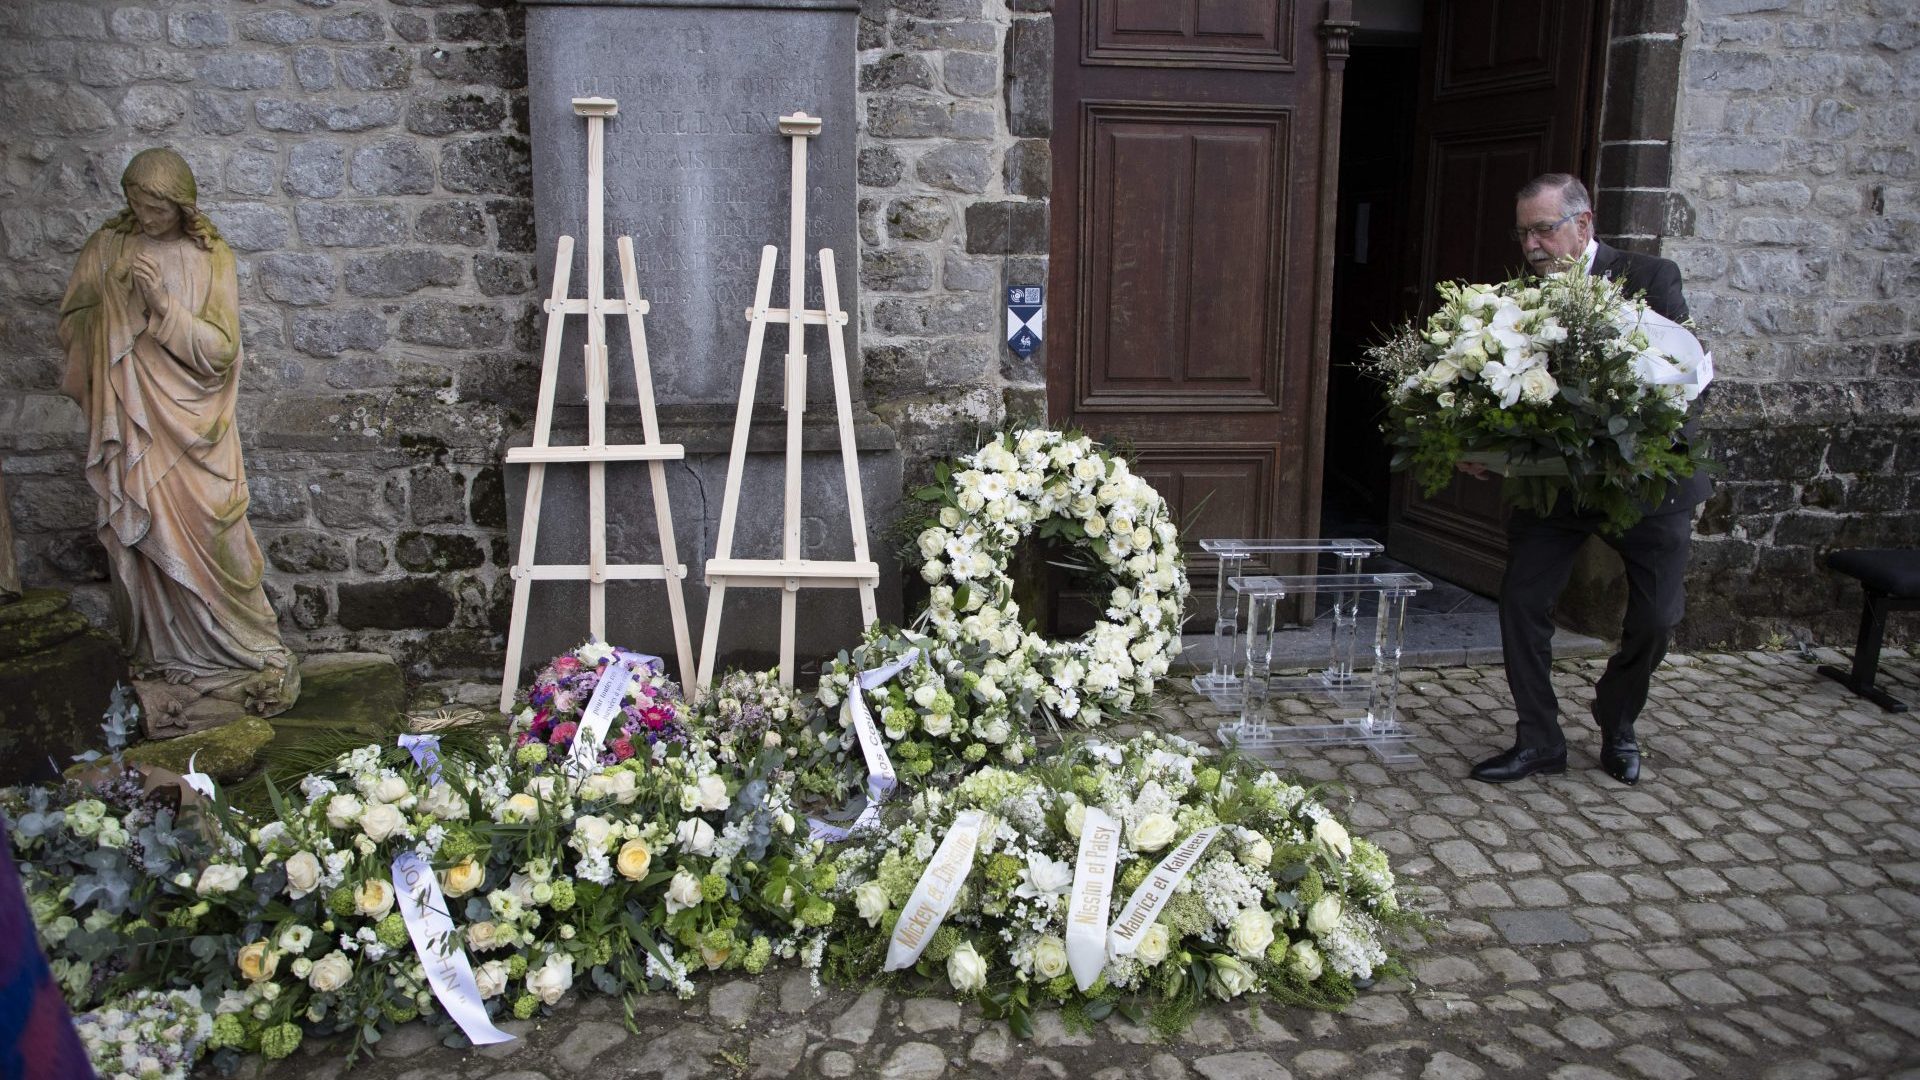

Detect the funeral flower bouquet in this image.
[1367,265,1711,530]
[509,641,687,767]
[806,733,1408,1035]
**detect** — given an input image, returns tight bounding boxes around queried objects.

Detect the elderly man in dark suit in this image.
[1470,173,1710,787]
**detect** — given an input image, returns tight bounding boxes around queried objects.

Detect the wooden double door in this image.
[1047,0,1348,614]
[1049,0,1607,605]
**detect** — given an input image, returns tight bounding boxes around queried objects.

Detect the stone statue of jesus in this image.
[58,148,298,731]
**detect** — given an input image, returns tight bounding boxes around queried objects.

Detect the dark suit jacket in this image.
[1587,240,1710,512]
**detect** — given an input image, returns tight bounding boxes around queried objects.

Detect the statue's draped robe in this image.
[58,229,287,678]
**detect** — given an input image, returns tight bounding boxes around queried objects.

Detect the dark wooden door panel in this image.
[1385,0,1602,594]
[1052,0,1347,622]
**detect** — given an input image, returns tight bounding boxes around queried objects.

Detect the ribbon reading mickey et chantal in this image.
[883,809,986,971]
[808,647,920,841]
[391,852,514,1046]
[1066,805,1120,991]
[1106,826,1220,957]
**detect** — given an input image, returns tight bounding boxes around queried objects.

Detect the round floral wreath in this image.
[910,429,1189,726]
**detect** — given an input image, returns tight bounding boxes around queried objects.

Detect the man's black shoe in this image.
[1470,745,1567,783]
[1600,732,1641,786]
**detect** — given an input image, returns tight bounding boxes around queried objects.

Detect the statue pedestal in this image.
[0,589,131,785]
[135,658,302,740]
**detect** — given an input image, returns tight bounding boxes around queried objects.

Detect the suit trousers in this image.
[1499,503,1695,751]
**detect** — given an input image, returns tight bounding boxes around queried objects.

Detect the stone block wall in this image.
[853,0,1051,482]
[0,0,538,677]
[1657,0,1920,648]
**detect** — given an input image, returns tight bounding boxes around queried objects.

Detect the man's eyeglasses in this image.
[1511,210,1580,242]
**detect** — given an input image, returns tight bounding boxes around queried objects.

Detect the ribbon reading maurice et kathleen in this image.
[883,809,987,971]
[808,647,921,841]
[1106,826,1221,958]
[390,852,515,1046]
[1065,806,1120,990]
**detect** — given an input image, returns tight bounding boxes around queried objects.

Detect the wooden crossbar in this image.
[694,112,879,693]
[498,97,696,711]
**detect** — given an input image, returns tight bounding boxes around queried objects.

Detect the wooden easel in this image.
[695,112,878,692]
[498,97,695,712]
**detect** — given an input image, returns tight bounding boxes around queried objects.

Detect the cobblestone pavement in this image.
[250,646,1920,1080]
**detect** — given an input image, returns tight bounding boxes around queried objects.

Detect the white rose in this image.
[466,921,504,952]
[195,863,247,896]
[503,793,541,822]
[1228,908,1275,959]
[1209,955,1258,1000]
[354,878,395,919]
[1064,802,1086,839]
[572,815,613,853]
[1031,935,1069,981]
[1518,364,1559,405]
[1134,923,1171,966]
[324,794,364,830]
[359,802,407,843]
[1239,837,1273,872]
[421,784,469,821]
[920,710,952,738]
[440,859,486,899]
[373,774,410,804]
[1289,940,1324,982]
[527,954,574,1006]
[685,775,729,813]
[1129,813,1177,853]
[917,528,949,561]
[946,942,988,993]
[854,881,890,927]
[307,951,353,994]
[665,870,704,914]
[1312,818,1352,861]
[581,773,619,801]
[474,960,509,1000]
[1306,895,1343,937]
[676,817,716,856]
[282,852,322,899]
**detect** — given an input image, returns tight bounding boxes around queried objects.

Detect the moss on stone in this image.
[0,608,89,660]
[119,716,275,782]
[266,652,406,749]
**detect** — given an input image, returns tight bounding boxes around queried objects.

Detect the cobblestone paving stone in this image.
[250,646,1920,1080]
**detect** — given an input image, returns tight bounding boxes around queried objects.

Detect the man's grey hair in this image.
[1517,173,1592,215]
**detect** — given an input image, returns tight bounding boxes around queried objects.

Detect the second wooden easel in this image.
[498,97,695,711]
[695,112,879,692]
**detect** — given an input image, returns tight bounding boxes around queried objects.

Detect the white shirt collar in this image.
[1582,237,1599,273]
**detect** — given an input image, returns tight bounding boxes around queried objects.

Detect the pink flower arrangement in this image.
[512,642,688,767]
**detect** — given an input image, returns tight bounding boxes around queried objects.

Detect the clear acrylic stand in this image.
[1191,538,1385,708]
[1216,571,1432,764]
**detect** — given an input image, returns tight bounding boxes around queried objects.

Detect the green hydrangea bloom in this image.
[375,913,409,949]
[742,936,772,975]
[209,1014,246,1050]
[906,757,934,778]
[592,939,615,966]
[1297,867,1325,905]
[163,906,198,930]
[1045,973,1075,999]
[326,886,356,918]
[1162,892,1210,938]
[700,874,726,903]
[876,850,920,906]
[703,927,735,954]
[548,879,576,912]
[1266,938,1291,965]
[1194,767,1222,793]
[381,1001,418,1024]
[512,993,540,1020]
[962,743,986,762]
[811,865,838,891]
[922,926,961,963]
[507,954,528,979]
[437,829,482,863]
[799,900,834,927]
[259,1023,302,1060]
[985,853,1022,892]
[1120,861,1150,892]
[516,745,549,766]
[1072,773,1100,800]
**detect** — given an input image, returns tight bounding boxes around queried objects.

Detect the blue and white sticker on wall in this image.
[1006,285,1044,359]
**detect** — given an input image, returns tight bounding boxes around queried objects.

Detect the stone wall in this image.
[1659,0,1919,648]
[854,0,1049,482]
[0,0,537,677]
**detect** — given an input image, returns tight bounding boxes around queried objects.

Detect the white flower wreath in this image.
[910,429,1189,726]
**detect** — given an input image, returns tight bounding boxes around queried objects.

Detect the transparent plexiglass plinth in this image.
[1190,538,1385,702]
[1213,571,1432,765]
